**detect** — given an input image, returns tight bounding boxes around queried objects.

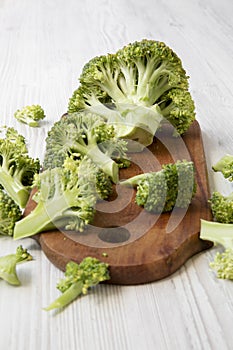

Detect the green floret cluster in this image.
[14,104,45,127]
[120,160,196,213]
[0,126,40,208]
[68,39,195,149]
[201,153,233,280]
[209,192,233,223]
[44,257,110,311]
[43,111,129,184]
[14,156,98,239]
[0,188,21,236]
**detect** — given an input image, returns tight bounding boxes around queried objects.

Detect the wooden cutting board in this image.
[24,120,212,285]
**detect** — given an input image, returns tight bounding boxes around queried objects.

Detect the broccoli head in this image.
[120,160,196,212]
[0,127,40,208]
[209,192,233,223]
[14,105,45,127]
[68,39,195,148]
[0,188,22,236]
[43,111,129,183]
[44,257,110,311]
[13,156,99,239]
[0,245,33,285]
[212,154,233,181]
[200,219,233,280]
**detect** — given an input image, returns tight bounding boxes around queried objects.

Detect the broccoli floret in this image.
[209,192,233,223]
[120,160,196,212]
[13,157,99,239]
[200,219,233,280]
[43,111,129,183]
[0,245,33,285]
[212,154,233,181]
[0,188,22,235]
[44,257,110,311]
[14,105,45,127]
[63,156,113,200]
[68,39,195,148]
[0,127,40,208]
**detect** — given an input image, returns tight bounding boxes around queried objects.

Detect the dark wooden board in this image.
[24,120,212,285]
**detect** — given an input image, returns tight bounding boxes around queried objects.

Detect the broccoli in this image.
[63,156,113,200]
[0,245,33,285]
[43,111,129,183]
[212,154,233,181]
[68,39,195,148]
[200,219,233,280]
[120,160,196,212]
[44,257,110,311]
[14,105,45,127]
[0,127,40,208]
[13,157,99,240]
[0,188,22,236]
[209,192,233,223]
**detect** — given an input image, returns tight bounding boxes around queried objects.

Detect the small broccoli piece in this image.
[68,39,195,148]
[0,188,22,236]
[0,127,40,208]
[200,219,233,280]
[44,257,110,311]
[120,160,196,212]
[212,154,233,181]
[13,157,98,239]
[0,245,33,285]
[63,156,113,200]
[43,111,129,183]
[14,105,45,127]
[209,192,233,223]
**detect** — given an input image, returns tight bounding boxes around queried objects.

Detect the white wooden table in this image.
[0,1,233,349]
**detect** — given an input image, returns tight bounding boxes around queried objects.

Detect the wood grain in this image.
[24,120,212,285]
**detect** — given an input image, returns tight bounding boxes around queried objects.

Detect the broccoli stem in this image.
[44,281,83,311]
[86,146,119,183]
[120,173,149,187]
[200,219,233,249]
[0,168,29,208]
[14,194,72,239]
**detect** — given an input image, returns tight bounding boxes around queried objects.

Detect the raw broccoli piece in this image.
[209,192,233,223]
[13,157,99,239]
[120,160,196,212]
[14,105,45,127]
[63,156,113,200]
[0,127,40,208]
[0,245,33,285]
[44,257,110,311]
[200,219,233,280]
[0,188,22,236]
[43,111,129,183]
[68,39,195,148]
[212,154,233,181]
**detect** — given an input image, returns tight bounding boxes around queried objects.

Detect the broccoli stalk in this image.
[212,154,233,181]
[43,112,129,183]
[0,245,33,285]
[200,219,233,280]
[14,157,98,239]
[44,257,110,311]
[14,105,45,127]
[68,39,195,148]
[0,127,40,208]
[120,160,196,212]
